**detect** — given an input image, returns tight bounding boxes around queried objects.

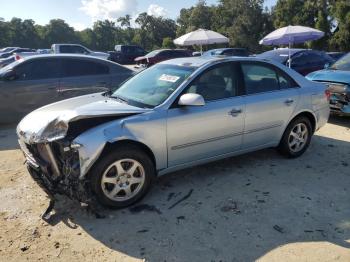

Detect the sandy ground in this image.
[0,116,349,262]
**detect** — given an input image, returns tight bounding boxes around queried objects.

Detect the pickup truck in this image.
[51,44,109,60]
[108,45,146,64]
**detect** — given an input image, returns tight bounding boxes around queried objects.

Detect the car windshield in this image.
[330,53,350,71]
[111,64,195,108]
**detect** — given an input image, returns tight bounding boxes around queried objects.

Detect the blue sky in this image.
[0,0,277,30]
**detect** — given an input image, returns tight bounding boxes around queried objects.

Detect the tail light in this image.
[15,54,21,60]
[325,89,331,101]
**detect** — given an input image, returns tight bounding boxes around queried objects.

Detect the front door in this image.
[167,62,246,167]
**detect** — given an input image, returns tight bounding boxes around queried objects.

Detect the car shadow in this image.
[50,133,350,261]
[0,124,20,150]
[328,114,350,128]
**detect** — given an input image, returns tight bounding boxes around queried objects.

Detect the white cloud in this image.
[147,4,168,17]
[80,0,138,21]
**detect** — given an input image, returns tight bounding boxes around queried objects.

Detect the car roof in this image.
[160,56,273,68]
[21,54,103,60]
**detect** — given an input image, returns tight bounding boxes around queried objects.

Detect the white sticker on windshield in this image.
[159,74,180,83]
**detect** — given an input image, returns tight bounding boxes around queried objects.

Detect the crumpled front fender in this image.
[73,120,124,179]
[73,111,167,179]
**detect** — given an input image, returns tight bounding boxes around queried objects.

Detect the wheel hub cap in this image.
[101,159,145,202]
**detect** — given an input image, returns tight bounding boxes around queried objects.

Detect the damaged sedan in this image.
[307,52,350,116]
[17,56,330,209]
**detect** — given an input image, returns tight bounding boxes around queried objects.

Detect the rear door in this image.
[58,58,111,99]
[0,58,60,121]
[241,61,300,149]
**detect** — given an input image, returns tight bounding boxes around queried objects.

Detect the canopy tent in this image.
[174,29,229,53]
[259,25,325,67]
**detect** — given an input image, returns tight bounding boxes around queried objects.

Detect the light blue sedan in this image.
[17,56,330,208]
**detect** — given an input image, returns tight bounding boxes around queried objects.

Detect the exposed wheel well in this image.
[101,140,156,167]
[290,112,316,133]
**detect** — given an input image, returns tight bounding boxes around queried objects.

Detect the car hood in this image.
[306,69,350,84]
[17,93,149,144]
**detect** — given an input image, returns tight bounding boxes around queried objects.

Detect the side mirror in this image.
[324,63,330,69]
[178,93,205,106]
[2,70,17,81]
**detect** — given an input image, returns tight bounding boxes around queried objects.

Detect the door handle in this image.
[228,108,242,117]
[284,99,294,105]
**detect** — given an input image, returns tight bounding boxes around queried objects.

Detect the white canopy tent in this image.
[259,25,325,67]
[174,29,229,53]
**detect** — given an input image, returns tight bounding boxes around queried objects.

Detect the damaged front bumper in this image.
[330,95,350,116]
[327,83,350,116]
[18,138,93,205]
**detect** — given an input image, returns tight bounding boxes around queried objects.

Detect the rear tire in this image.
[278,116,312,158]
[89,145,155,208]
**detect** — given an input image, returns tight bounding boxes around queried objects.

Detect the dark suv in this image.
[258,49,334,75]
[108,45,146,64]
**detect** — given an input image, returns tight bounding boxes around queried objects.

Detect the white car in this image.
[51,44,109,60]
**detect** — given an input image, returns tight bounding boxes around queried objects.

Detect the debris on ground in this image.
[273,225,284,233]
[168,189,193,210]
[129,204,162,214]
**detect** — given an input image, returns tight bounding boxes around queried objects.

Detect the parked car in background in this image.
[0,47,19,54]
[37,49,52,54]
[306,52,350,116]
[0,54,134,123]
[327,52,346,61]
[17,56,329,208]
[0,51,45,68]
[51,44,109,60]
[0,48,36,59]
[257,49,334,75]
[134,49,192,67]
[108,45,146,64]
[202,48,249,57]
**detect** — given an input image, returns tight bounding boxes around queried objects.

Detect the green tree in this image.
[329,0,350,51]
[162,37,175,48]
[41,19,78,47]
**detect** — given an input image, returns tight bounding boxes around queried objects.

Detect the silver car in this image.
[17,56,330,208]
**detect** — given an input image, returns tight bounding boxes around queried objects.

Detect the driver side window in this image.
[185,62,242,102]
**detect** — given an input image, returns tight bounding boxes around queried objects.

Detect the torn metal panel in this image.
[17,93,149,144]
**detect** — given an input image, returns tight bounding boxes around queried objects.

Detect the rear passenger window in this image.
[241,62,297,94]
[241,63,279,94]
[61,59,109,77]
[277,70,297,89]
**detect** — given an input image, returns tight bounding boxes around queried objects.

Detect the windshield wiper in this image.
[111,95,129,104]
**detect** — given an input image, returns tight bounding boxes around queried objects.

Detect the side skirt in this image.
[157,141,279,176]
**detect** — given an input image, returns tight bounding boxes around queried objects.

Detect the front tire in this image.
[90,145,155,208]
[278,116,312,158]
